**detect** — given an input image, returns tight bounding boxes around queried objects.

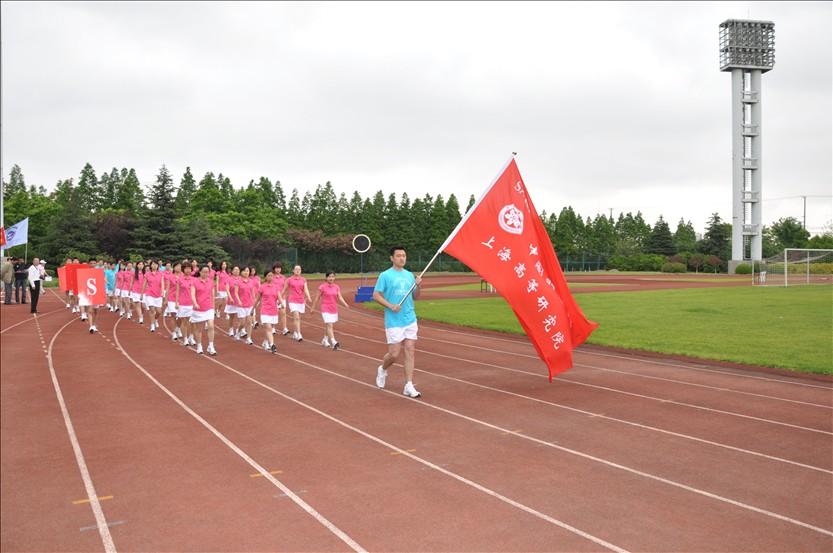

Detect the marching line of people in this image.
[52,246,422,398]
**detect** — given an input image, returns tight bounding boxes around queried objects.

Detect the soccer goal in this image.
[754,249,833,286]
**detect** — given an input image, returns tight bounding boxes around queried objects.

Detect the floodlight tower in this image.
[719,19,775,272]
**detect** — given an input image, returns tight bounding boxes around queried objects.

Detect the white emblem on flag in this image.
[498,204,524,235]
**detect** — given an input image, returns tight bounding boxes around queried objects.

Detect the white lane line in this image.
[314,323,833,436]
[44,318,117,553]
[110,319,367,553]
[345,308,833,390]
[188,351,630,553]
[255,348,833,539]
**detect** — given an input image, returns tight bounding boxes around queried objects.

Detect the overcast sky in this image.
[2,1,831,235]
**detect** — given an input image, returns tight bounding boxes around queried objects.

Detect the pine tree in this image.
[4,164,26,198]
[176,167,197,213]
[672,219,698,253]
[76,163,100,212]
[699,213,731,263]
[129,164,182,259]
[646,216,676,256]
[44,178,99,260]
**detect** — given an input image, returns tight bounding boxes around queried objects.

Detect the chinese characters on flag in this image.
[440,158,598,381]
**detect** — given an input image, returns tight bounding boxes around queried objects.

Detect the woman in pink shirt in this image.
[234,267,257,345]
[249,266,261,329]
[141,260,165,332]
[283,265,311,342]
[254,270,283,353]
[118,262,133,317]
[175,263,196,346]
[163,262,178,319]
[130,261,146,324]
[271,262,289,336]
[215,260,229,318]
[224,266,241,337]
[189,265,216,355]
[310,271,350,350]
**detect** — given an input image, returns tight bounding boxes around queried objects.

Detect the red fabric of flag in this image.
[440,159,598,381]
[0,227,6,247]
[76,268,106,307]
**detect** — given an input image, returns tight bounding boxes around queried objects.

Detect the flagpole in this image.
[397,153,517,306]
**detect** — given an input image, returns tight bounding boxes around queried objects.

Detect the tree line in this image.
[3,163,831,273]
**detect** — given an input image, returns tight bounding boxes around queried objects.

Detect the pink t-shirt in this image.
[235,278,256,308]
[225,276,240,306]
[144,271,164,298]
[165,271,178,301]
[177,274,194,306]
[318,283,340,314]
[115,271,124,290]
[190,278,214,312]
[130,271,145,294]
[217,271,229,293]
[258,282,281,317]
[121,270,134,291]
[286,276,307,304]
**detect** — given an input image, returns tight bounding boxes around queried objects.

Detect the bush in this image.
[661,262,687,273]
[735,263,752,274]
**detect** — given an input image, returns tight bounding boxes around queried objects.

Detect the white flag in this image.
[3,218,29,248]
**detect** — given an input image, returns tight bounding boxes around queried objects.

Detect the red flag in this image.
[76,268,106,307]
[440,158,598,381]
[57,267,68,291]
[0,227,6,247]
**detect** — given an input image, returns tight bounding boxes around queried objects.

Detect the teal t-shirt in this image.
[374,267,417,329]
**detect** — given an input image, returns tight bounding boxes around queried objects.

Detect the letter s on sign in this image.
[87,278,98,296]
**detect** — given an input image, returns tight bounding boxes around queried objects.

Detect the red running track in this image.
[1,288,831,552]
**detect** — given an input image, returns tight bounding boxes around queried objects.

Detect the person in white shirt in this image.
[27,257,42,314]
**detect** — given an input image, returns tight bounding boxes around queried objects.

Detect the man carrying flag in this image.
[438,157,598,381]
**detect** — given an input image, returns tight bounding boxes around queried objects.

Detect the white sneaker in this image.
[322,337,331,347]
[376,366,387,389]
[66,303,71,309]
[196,344,204,355]
[150,324,155,333]
[245,338,253,345]
[262,340,270,351]
[403,382,421,398]
[207,344,217,356]
[189,336,197,346]
[282,328,290,335]
[229,328,234,337]
[272,328,276,334]
[295,333,303,342]
[332,341,340,351]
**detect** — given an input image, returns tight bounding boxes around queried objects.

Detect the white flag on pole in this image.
[3,218,29,248]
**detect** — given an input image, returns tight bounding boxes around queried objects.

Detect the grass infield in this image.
[368,285,832,374]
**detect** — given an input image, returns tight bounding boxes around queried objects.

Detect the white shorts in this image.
[190,309,213,323]
[237,306,252,318]
[106,290,114,297]
[322,312,338,324]
[121,289,131,298]
[224,304,238,314]
[130,292,141,302]
[68,290,75,297]
[260,314,279,325]
[385,322,419,344]
[166,301,177,313]
[177,305,194,319]
[289,302,305,314]
[146,296,163,308]
[218,291,228,299]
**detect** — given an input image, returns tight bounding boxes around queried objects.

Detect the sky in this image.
[2,1,831,236]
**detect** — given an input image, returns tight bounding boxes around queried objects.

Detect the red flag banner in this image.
[76,268,106,307]
[57,267,68,292]
[440,158,598,380]
[0,227,6,247]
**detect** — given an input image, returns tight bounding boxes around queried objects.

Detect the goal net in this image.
[754,249,833,286]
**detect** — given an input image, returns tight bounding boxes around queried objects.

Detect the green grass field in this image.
[368,285,833,374]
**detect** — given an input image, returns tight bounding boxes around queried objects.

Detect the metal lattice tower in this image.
[719,19,775,269]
